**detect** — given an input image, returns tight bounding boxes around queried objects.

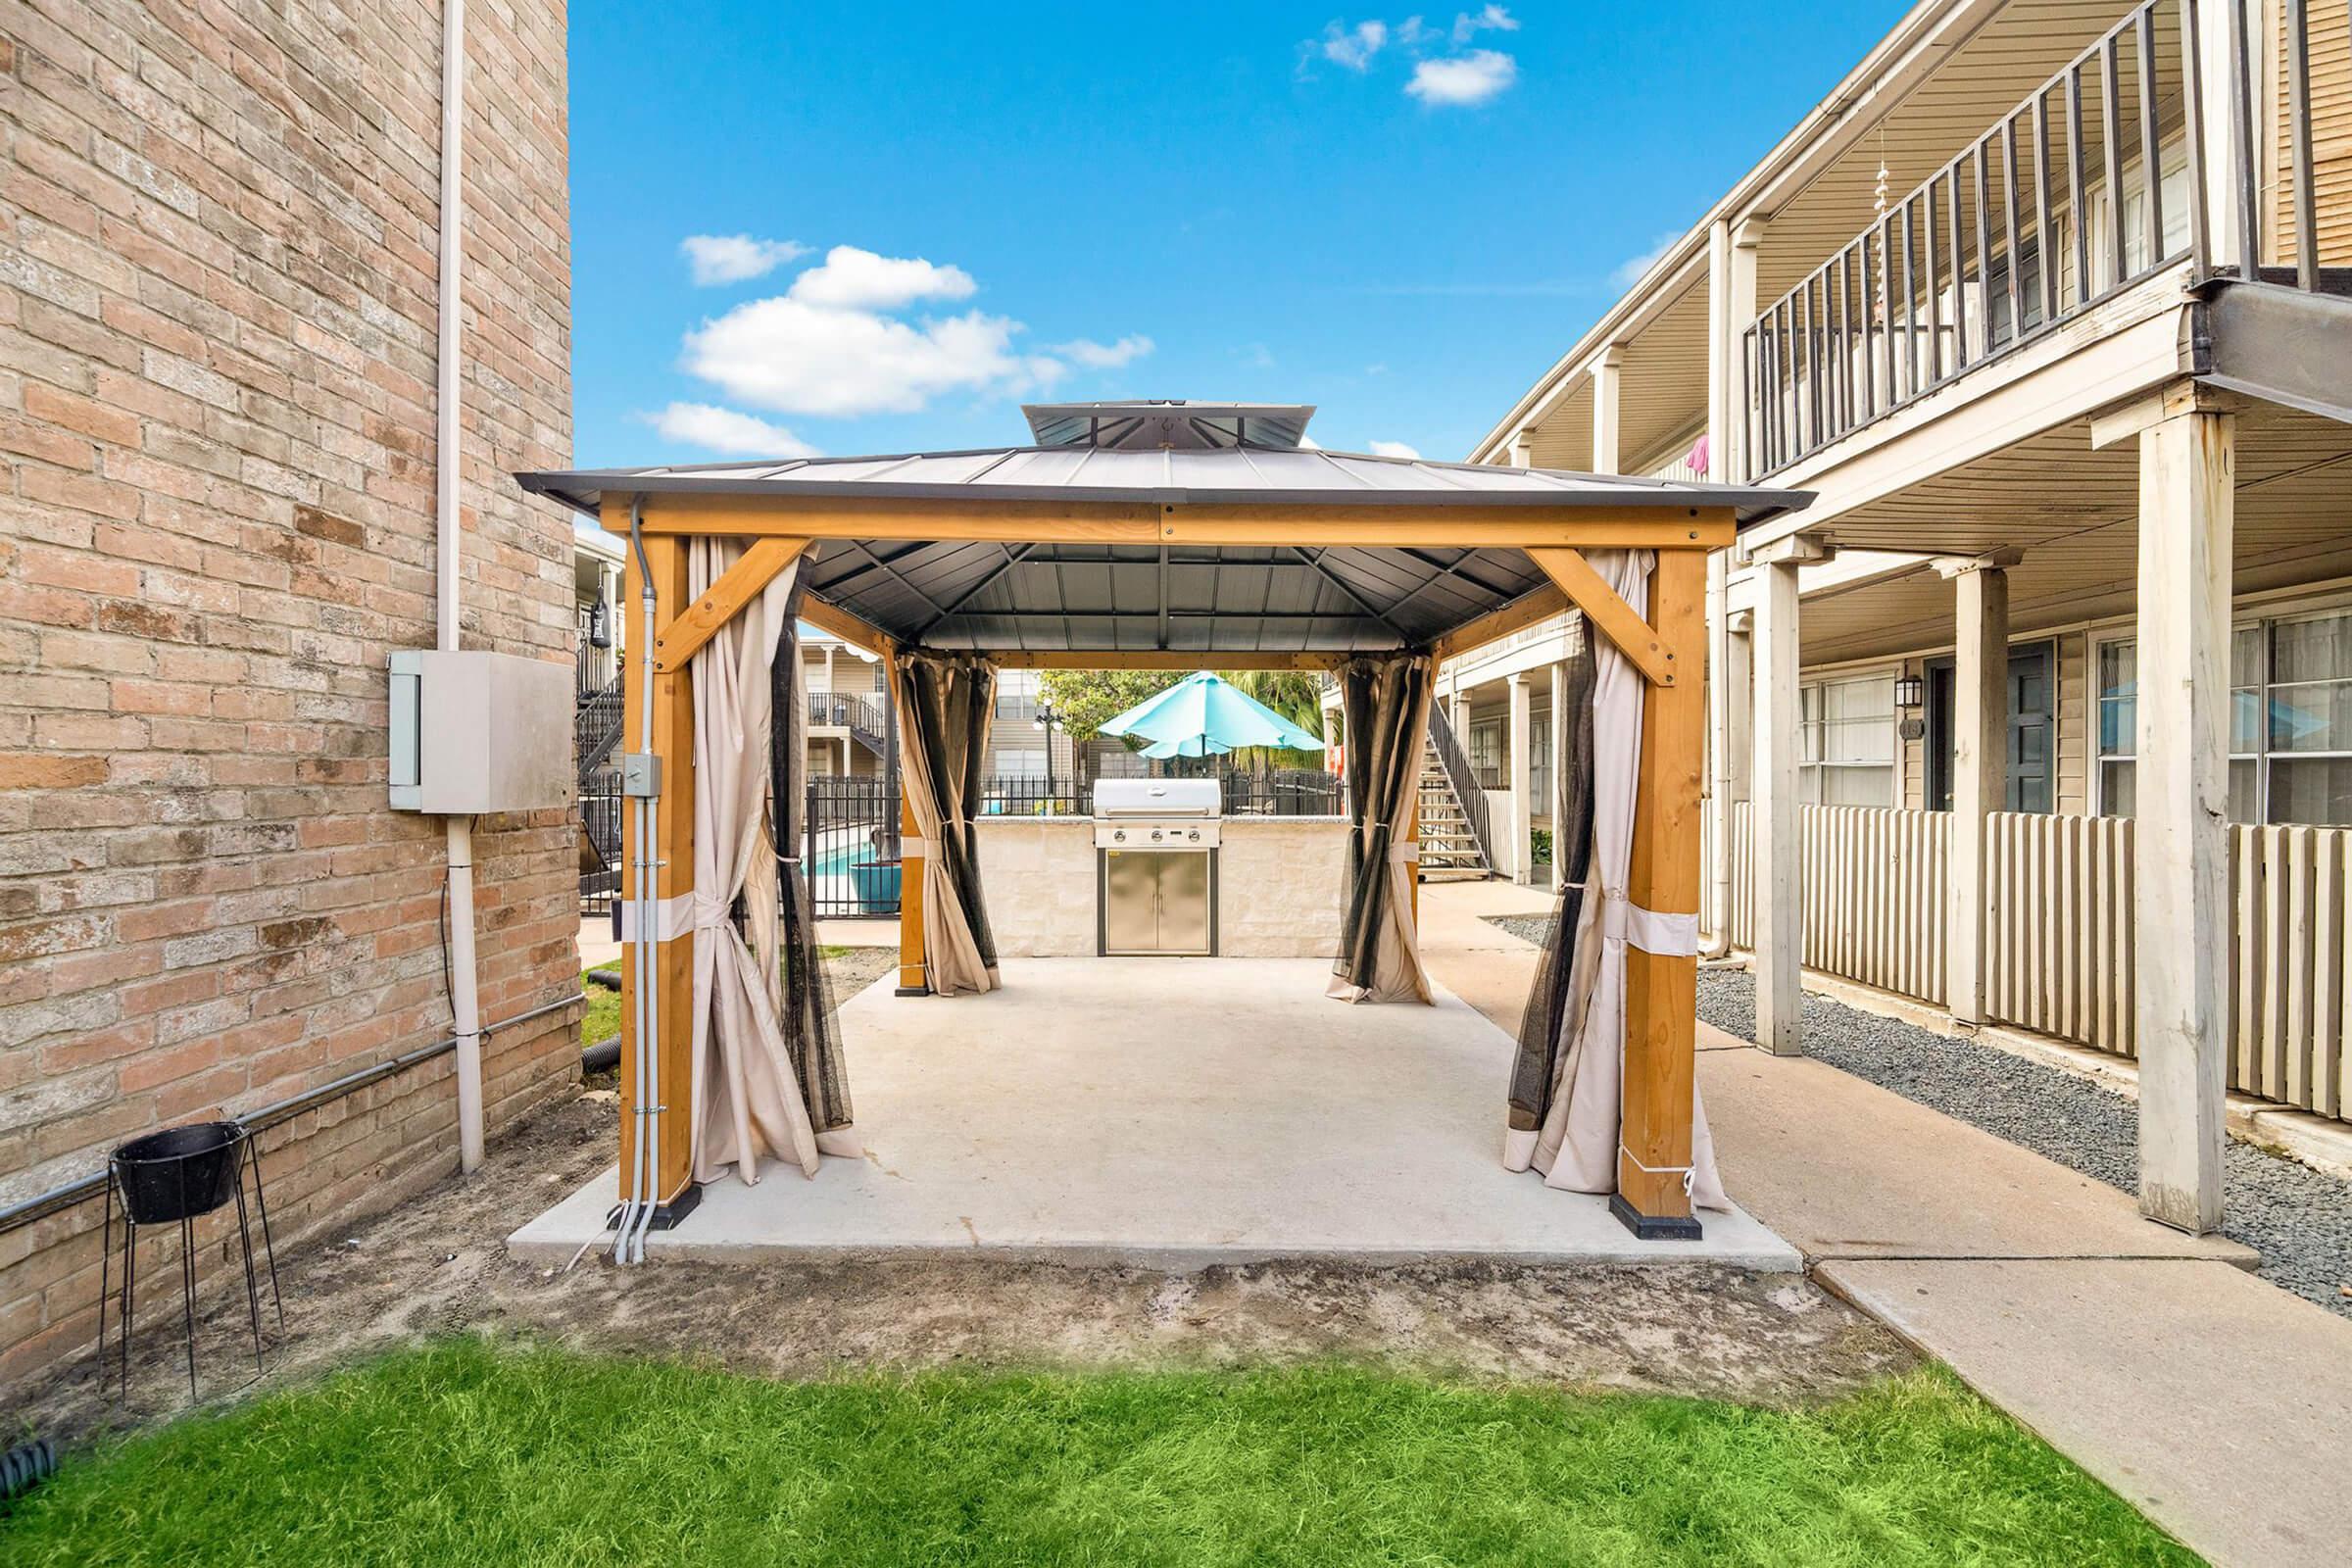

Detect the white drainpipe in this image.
[434,0,485,1174]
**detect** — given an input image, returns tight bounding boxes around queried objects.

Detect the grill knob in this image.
[1113,828,1125,842]
[1151,828,1163,842]
[1188,828,1200,842]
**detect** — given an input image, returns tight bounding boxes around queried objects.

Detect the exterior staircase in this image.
[1417,731,1492,884]
[810,690,891,762]
[576,674,624,788]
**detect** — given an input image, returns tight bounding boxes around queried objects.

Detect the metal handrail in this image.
[1424,704,1495,872]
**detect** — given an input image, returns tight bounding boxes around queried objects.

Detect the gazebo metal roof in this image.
[518,421,1806,657]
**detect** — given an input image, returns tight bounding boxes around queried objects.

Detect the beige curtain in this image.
[1516,550,1725,1209]
[894,651,1000,997]
[1327,654,1436,1004]
[688,543,858,1185]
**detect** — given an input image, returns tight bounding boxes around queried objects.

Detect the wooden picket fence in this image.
[1724,806,2352,1122]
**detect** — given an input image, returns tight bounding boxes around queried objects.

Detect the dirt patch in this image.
[18,955,1912,1446]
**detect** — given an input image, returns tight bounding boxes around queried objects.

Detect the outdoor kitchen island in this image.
[976,804,1349,960]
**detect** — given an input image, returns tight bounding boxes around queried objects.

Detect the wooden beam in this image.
[1433,584,1569,662]
[1616,548,1706,1237]
[650,538,808,672]
[619,534,698,1212]
[1526,548,1678,687]
[796,593,895,658]
[606,493,1740,552]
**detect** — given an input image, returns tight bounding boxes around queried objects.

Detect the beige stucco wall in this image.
[976,818,1348,958]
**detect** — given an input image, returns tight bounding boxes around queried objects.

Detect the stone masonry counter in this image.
[976,816,1348,959]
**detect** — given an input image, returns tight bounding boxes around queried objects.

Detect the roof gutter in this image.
[1466,0,2004,464]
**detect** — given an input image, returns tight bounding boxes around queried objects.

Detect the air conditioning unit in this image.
[388,651,574,814]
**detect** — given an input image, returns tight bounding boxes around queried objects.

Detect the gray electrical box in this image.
[388,650,574,814]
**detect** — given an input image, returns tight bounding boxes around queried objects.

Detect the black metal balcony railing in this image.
[808,690,884,736]
[1741,0,2341,481]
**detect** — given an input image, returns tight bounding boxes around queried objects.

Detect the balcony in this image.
[1740,0,2345,481]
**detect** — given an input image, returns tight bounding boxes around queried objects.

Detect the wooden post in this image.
[619,532,697,1212]
[2134,407,2234,1234]
[1945,556,2012,1024]
[1617,548,1707,1237]
[897,788,928,995]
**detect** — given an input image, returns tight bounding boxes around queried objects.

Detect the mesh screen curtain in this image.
[894,651,1001,996]
[1505,636,1596,1155]
[689,545,857,1190]
[1328,653,1435,1004]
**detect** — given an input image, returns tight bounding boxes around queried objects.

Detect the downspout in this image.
[433,0,485,1173]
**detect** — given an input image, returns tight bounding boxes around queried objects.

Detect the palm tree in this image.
[1217,668,1329,774]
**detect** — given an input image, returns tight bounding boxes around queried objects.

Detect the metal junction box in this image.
[388,650,574,814]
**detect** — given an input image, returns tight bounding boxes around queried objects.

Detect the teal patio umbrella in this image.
[1102,671,1326,759]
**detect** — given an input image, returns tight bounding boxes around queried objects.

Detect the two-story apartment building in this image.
[1458,0,2352,1236]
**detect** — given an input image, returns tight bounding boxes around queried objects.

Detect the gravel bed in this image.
[1484,913,2352,1317]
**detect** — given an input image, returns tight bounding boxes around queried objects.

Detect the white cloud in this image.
[684,296,1060,417]
[680,234,808,286]
[1405,48,1517,106]
[1451,4,1518,44]
[1368,440,1421,460]
[645,402,821,457]
[1318,19,1388,70]
[1051,334,1154,369]
[1611,231,1682,289]
[786,245,977,311]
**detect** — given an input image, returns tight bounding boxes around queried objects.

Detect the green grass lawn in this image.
[2,1341,2191,1567]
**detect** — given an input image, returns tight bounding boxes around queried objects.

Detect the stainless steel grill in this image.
[1093,780,1220,956]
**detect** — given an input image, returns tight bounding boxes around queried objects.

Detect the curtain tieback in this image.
[691,890,735,931]
[1596,889,1699,958]
[1618,1142,1696,1199]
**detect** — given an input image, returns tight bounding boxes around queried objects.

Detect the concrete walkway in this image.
[1416,879,2352,1568]
[514,956,1795,1272]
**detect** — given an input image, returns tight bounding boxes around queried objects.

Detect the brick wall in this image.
[0,0,576,1385]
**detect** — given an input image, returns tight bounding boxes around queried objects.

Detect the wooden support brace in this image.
[1433,584,1569,662]
[1526,547,1679,687]
[651,537,808,672]
[798,593,896,659]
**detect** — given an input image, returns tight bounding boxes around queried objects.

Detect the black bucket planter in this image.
[98,1119,282,1403]
[111,1122,245,1225]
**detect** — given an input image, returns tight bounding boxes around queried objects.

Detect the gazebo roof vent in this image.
[1021,400,1315,452]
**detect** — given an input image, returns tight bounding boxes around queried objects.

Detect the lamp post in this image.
[1035,700,1060,812]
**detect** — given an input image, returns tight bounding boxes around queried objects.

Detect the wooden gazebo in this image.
[521,400,1804,1246]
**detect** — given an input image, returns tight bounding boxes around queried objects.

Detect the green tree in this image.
[1038,668,1182,743]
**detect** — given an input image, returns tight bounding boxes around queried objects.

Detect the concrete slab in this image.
[1819,1257,2352,1568]
[512,957,1798,1272]
[815,917,896,950]
[577,915,619,973]
[1697,1025,2256,1266]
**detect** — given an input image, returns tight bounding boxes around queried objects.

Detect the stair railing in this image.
[1424,704,1494,872]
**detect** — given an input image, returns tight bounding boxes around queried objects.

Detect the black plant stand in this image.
[98,1122,282,1401]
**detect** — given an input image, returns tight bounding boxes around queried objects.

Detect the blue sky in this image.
[567,2,1900,468]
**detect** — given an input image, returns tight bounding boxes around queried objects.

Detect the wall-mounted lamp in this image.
[587,596,612,651]
[1893,674,1925,710]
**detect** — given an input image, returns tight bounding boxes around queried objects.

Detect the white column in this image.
[1506,671,1533,886]
[1548,659,1568,893]
[1703,556,1737,949]
[1746,535,1828,1054]
[822,644,836,698]
[1591,346,1625,475]
[1506,433,1535,468]
[1724,219,1767,483]
[1943,556,2013,1025]
[2134,407,2235,1234]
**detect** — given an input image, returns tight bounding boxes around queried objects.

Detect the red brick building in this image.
[0,0,578,1381]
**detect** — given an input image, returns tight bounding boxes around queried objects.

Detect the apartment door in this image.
[1923,642,2054,811]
